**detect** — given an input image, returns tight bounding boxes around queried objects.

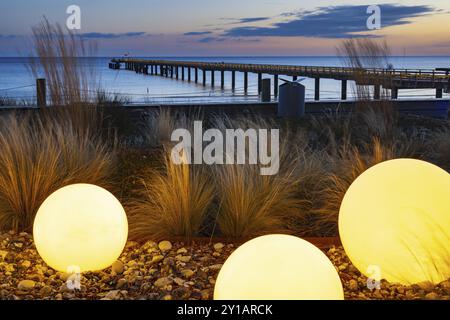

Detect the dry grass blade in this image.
[142,108,201,147]
[27,18,107,136]
[311,137,419,234]
[337,38,392,102]
[211,115,305,238]
[128,150,215,241]
[28,17,97,106]
[429,127,450,171]
[0,112,116,232]
[214,164,302,238]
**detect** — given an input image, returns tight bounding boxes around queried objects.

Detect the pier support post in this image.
[36,78,46,108]
[195,68,198,83]
[170,66,174,78]
[374,84,381,100]
[315,77,320,101]
[391,87,398,99]
[341,80,347,100]
[211,71,215,87]
[188,67,191,82]
[221,71,225,89]
[176,67,179,79]
[182,67,185,80]
[258,73,262,94]
[203,70,206,86]
[261,78,271,102]
[436,88,443,98]
[274,75,279,98]
[231,71,236,91]
[244,72,248,94]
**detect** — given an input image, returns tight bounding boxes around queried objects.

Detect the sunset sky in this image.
[1,0,450,56]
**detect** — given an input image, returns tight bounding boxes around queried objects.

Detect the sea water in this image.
[0,56,449,104]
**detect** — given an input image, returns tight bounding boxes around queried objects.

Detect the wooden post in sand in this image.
[36,78,46,107]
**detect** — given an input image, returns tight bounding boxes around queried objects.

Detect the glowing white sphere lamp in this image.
[339,159,450,285]
[214,235,344,300]
[33,184,128,272]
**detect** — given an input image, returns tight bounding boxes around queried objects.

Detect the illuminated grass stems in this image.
[128,149,215,241]
[125,103,450,240]
[0,113,116,232]
[211,115,307,238]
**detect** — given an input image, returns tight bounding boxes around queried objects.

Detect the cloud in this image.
[197,37,261,43]
[183,31,213,36]
[223,4,436,39]
[81,32,146,39]
[235,38,261,43]
[0,34,18,39]
[215,16,270,25]
[198,37,226,43]
[238,17,269,23]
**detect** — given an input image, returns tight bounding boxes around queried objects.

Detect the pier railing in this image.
[111,58,450,100]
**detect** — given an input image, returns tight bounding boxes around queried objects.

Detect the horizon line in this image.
[1,55,450,58]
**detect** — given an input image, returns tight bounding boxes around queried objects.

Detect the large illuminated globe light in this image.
[214,235,344,300]
[339,159,450,285]
[33,184,128,272]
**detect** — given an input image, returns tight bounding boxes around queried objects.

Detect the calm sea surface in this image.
[1,56,449,104]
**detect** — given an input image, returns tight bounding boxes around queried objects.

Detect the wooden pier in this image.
[110,58,450,100]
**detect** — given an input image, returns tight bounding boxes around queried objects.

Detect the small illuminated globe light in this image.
[339,159,450,285]
[214,235,344,300]
[33,184,128,272]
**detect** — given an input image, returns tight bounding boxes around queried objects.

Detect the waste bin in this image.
[278,80,305,118]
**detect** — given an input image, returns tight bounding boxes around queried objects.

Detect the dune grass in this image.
[0,112,116,232]
[124,101,449,241]
[28,18,97,107]
[429,127,450,171]
[0,18,120,233]
[210,115,306,238]
[128,149,215,241]
[141,108,202,147]
[213,163,304,238]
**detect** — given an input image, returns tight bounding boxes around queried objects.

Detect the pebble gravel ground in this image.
[0,231,449,300]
